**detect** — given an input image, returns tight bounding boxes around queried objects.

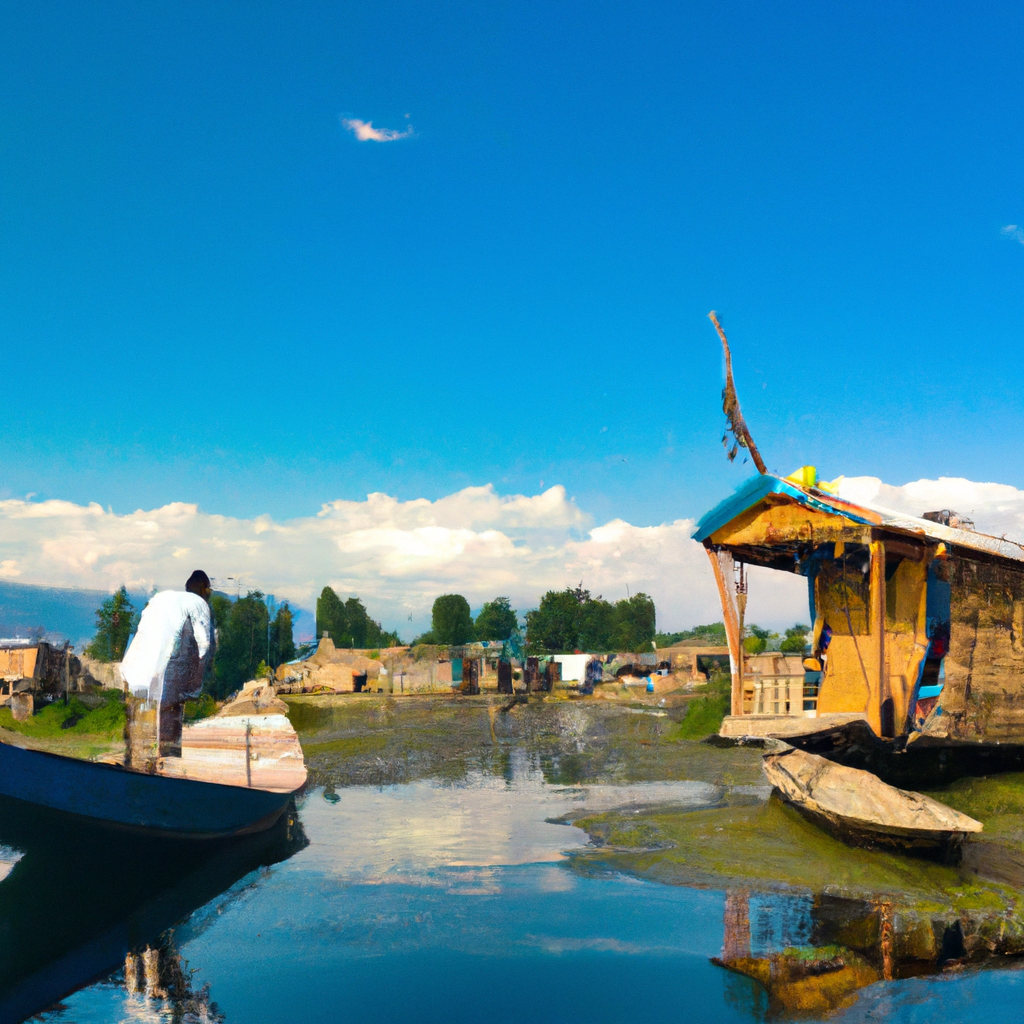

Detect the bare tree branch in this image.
[708,311,767,475]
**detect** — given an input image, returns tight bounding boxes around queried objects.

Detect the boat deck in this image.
[719,712,870,741]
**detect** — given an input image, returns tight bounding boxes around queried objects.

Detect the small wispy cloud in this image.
[341,117,413,142]
[1001,224,1024,245]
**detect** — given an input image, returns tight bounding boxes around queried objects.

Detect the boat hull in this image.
[0,740,295,839]
[763,746,982,852]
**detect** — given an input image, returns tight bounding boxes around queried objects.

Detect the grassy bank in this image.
[0,691,126,760]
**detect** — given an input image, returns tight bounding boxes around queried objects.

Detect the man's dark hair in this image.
[186,570,211,595]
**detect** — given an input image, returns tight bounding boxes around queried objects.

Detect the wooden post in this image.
[706,544,744,716]
[868,538,886,735]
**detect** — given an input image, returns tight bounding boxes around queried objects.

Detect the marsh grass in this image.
[674,677,730,739]
[570,795,1008,911]
[0,692,125,739]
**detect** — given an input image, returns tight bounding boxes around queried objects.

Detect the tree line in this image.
[411,587,657,653]
[412,594,518,646]
[90,583,812,689]
[655,620,810,654]
[315,587,402,649]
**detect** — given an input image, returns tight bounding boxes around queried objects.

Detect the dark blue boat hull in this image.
[0,740,294,838]
[0,791,308,1024]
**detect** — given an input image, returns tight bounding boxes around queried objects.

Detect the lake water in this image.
[2,698,1023,1022]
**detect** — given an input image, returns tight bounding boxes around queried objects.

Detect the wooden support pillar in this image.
[868,537,886,736]
[706,544,743,716]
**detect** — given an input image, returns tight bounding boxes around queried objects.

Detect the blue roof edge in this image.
[691,474,875,542]
[692,475,791,542]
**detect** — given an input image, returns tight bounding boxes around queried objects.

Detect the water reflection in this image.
[0,795,306,1023]
[31,764,764,1024]
[712,886,1014,1018]
[12,737,1020,1024]
[306,759,734,883]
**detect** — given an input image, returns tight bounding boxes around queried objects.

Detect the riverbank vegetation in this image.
[0,691,125,739]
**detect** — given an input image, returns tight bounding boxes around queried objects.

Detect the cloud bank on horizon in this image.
[1,476,1021,638]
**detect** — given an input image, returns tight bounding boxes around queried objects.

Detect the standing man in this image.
[121,570,215,760]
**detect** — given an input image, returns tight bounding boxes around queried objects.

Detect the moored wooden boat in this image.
[763,746,982,850]
[0,741,295,838]
[0,685,307,838]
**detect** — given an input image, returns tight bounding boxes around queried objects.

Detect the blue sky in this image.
[2,2,1024,622]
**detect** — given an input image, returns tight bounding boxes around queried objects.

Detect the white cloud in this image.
[33,473,1024,639]
[839,475,1024,541]
[1001,224,1024,245]
[341,117,413,142]
[0,484,764,637]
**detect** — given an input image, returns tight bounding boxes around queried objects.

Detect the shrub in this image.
[676,677,731,740]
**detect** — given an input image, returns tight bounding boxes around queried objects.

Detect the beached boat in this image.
[762,746,982,850]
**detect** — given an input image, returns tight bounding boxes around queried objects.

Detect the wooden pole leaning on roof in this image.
[708,311,768,475]
[707,310,766,717]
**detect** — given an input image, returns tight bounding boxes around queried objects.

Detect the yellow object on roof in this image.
[785,465,817,488]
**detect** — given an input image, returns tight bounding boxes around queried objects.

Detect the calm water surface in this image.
[4,748,1022,1022]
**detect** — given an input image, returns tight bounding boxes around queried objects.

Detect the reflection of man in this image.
[121,570,215,758]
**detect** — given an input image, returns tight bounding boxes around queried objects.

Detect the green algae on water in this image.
[569,794,1016,912]
[284,693,766,790]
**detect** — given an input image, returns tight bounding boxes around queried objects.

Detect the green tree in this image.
[610,592,656,652]
[269,603,296,667]
[781,623,811,654]
[85,587,138,662]
[210,590,269,697]
[345,596,373,648]
[431,594,474,645]
[655,622,727,647]
[580,596,616,651]
[526,585,657,653]
[743,623,773,655]
[210,593,232,634]
[314,586,399,649]
[316,586,348,645]
[474,597,518,641]
[526,587,586,651]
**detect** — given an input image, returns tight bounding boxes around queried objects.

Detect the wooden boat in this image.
[0,685,307,838]
[0,741,295,839]
[762,746,982,850]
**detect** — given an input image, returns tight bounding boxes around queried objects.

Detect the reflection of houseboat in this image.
[695,468,1024,766]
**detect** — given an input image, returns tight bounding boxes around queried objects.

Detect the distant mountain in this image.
[0,580,146,649]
